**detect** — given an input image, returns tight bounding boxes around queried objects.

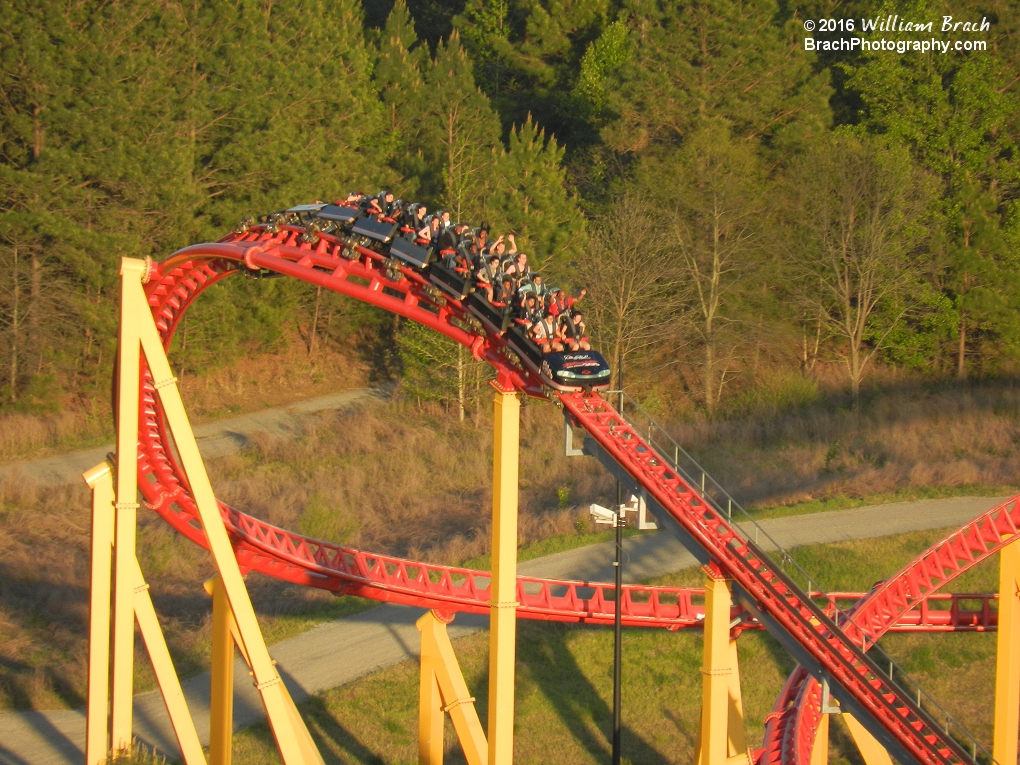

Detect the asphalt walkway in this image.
[0,495,1005,765]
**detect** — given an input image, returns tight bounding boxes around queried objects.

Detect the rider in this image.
[503,252,531,285]
[548,288,586,317]
[530,312,563,353]
[476,255,502,301]
[559,309,591,351]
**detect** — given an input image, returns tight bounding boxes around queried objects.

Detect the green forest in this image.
[1,0,1017,422]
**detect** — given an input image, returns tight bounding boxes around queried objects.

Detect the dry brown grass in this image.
[0,399,610,711]
[0,409,112,460]
[669,380,1020,508]
[208,400,611,566]
[0,338,366,461]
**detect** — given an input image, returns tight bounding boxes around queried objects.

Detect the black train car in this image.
[263,201,612,393]
[430,261,611,393]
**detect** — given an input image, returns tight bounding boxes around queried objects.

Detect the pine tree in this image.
[195,0,390,230]
[604,0,832,153]
[397,321,491,421]
[374,0,431,188]
[422,31,501,221]
[454,0,612,141]
[843,0,1020,376]
[0,1,202,405]
[572,20,631,120]
[489,116,586,277]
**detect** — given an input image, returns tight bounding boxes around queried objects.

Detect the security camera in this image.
[589,504,619,525]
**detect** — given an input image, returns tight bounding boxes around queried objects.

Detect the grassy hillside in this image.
[1,381,1018,711]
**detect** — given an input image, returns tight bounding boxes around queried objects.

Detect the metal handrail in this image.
[603,390,994,765]
[603,390,831,605]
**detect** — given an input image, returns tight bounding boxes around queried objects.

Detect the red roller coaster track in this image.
[761,493,1020,765]
[137,223,1012,765]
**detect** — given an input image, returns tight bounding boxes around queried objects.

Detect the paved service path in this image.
[0,495,1005,765]
[0,386,391,486]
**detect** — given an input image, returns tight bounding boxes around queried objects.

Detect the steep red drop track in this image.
[137,223,1008,765]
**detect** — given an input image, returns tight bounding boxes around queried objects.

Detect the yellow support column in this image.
[209,576,235,765]
[418,612,488,765]
[111,258,146,753]
[810,713,830,765]
[418,624,445,765]
[84,462,115,765]
[994,540,1020,765]
[696,571,730,765]
[695,570,748,765]
[725,640,747,760]
[120,258,322,765]
[842,714,893,765]
[488,385,520,765]
[132,559,207,765]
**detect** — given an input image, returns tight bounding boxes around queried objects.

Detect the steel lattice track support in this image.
[764,492,1020,765]
[134,237,1006,631]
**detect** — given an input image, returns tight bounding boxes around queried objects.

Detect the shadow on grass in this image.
[521,622,671,765]
[0,704,84,765]
[757,631,800,689]
[304,694,391,765]
[232,685,391,765]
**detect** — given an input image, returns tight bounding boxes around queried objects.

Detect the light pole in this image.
[589,500,626,765]
[611,499,623,765]
[589,353,627,765]
[614,353,624,765]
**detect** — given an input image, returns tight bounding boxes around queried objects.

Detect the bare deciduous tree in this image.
[667,130,767,415]
[795,134,934,405]
[578,196,687,389]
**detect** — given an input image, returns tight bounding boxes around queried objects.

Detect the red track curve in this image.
[137,223,1008,765]
[761,495,1020,765]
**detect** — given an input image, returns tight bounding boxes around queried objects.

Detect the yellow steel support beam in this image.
[92,258,324,765]
[207,574,321,764]
[695,571,748,765]
[810,712,829,765]
[843,713,893,765]
[418,624,445,765]
[994,540,1020,765]
[84,462,115,765]
[85,462,206,765]
[127,259,324,765]
[725,640,747,760]
[209,575,235,765]
[417,611,488,765]
[488,386,519,765]
[131,558,207,765]
[111,258,146,753]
